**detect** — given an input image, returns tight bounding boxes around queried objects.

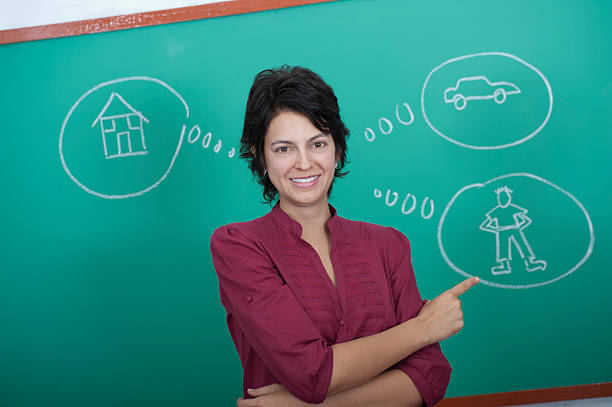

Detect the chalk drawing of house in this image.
[91,93,150,159]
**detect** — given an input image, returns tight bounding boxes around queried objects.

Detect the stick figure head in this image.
[495,186,513,208]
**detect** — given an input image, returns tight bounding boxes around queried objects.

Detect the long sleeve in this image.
[210,225,334,403]
[386,228,452,406]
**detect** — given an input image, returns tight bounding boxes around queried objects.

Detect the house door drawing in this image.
[117,131,132,155]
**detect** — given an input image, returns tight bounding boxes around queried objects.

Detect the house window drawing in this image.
[91,92,150,159]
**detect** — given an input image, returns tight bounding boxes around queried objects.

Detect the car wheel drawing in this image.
[493,88,507,104]
[453,94,467,110]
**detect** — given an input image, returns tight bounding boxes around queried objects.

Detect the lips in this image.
[290,175,320,184]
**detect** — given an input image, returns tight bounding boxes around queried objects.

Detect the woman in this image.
[210,66,479,407]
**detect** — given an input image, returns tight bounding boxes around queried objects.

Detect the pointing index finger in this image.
[448,277,480,297]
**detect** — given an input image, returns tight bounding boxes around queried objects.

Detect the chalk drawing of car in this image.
[444,76,521,110]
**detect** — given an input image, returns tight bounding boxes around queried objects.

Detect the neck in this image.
[278,199,331,234]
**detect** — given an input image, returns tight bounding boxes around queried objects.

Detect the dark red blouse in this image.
[210,204,451,406]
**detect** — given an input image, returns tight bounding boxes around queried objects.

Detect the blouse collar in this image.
[270,201,340,240]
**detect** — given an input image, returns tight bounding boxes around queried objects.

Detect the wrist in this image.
[408,316,433,347]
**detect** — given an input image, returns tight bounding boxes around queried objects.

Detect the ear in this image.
[250,145,256,157]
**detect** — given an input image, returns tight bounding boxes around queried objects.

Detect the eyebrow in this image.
[270,133,329,146]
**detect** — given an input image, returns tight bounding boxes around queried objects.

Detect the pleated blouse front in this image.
[210,203,451,406]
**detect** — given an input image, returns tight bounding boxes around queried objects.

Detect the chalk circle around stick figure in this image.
[59,76,189,199]
[437,173,594,289]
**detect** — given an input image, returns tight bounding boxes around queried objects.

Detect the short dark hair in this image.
[239,65,350,205]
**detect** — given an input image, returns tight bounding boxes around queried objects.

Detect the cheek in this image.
[324,152,337,169]
[265,156,290,179]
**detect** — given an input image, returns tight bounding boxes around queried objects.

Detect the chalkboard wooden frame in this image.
[1,0,610,405]
[440,383,612,406]
[0,0,338,45]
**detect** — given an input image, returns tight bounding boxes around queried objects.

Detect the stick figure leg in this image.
[518,230,547,272]
[492,259,512,275]
[491,231,512,275]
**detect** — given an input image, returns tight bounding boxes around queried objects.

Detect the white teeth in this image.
[291,176,318,183]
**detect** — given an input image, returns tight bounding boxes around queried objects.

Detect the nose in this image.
[294,149,313,170]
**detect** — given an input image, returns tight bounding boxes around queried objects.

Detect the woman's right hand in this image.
[416,277,479,344]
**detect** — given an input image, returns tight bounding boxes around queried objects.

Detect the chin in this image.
[285,191,328,207]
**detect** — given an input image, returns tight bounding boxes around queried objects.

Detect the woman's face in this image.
[264,110,337,211]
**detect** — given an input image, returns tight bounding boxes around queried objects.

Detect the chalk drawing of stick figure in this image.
[479,186,547,275]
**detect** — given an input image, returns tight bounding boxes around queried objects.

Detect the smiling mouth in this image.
[290,175,320,184]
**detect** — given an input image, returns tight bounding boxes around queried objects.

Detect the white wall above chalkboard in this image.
[0,0,231,30]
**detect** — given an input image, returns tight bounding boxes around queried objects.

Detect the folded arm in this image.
[324,369,424,407]
[240,369,423,407]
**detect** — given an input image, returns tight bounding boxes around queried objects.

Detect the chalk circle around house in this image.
[59,77,189,199]
[421,52,553,150]
[437,173,594,289]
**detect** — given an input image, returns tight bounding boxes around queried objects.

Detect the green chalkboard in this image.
[1,1,611,405]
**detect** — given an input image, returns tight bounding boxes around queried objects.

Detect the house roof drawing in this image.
[91,92,149,128]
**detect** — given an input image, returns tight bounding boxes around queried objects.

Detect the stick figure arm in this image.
[479,216,498,233]
[515,213,532,230]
